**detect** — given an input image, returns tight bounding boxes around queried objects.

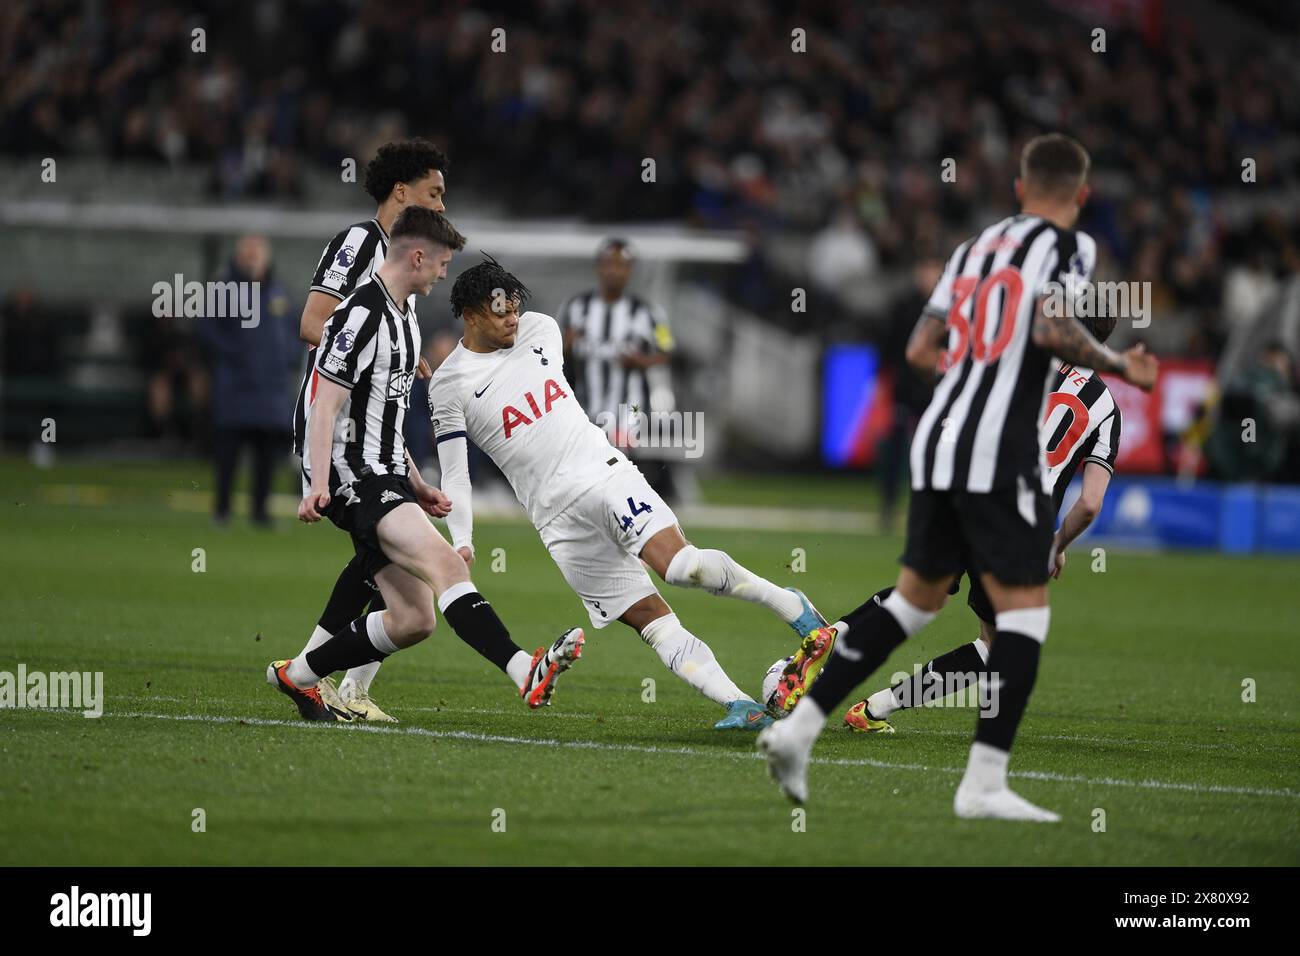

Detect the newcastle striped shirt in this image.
[1042,362,1121,512]
[911,214,1098,494]
[293,218,397,456]
[560,291,673,431]
[304,275,420,491]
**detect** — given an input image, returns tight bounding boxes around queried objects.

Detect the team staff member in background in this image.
[197,234,296,527]
[560,238,680,502]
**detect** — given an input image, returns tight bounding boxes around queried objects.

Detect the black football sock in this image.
[318,556,378,633]
[806,597,909,714]
[841,587,893,630]
[890,641,988,711]
[973,631,1042,752]
[441,591,525,674]
[304,614,390,680]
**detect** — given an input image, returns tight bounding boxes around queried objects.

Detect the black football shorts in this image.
[902,484,1054,590]
[325,474,417,579]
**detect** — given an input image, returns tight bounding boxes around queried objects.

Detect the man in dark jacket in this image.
[197,235,297,526]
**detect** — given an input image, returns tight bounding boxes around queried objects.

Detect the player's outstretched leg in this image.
[622,596,770,730]
[644,528,825,640]
[953,584,1057,822]
[847,628,991,734]
[758,573,946,801]
[376,504,586,708]
[269,503,585,720]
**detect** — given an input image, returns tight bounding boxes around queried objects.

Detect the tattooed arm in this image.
[905,312,948,381]
[1031,299,1158,391]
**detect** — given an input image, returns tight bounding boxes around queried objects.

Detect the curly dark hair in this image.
[363,139,450,203]
[450,254,532,319]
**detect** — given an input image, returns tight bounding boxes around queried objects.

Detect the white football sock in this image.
[342,662,381,693]
[285,657,321,688]
[995,606,1051,644]
[640,613,750,706]
[664,545,803,622]
[437,580,477,612]
[782,696,827,748]
[506,650,533,689]
[961,741,1010,792]
[297,625,333,661]
[866,686,902,719]
[881,590,937,637]
[365,610,399,654]
[337,613,397,693]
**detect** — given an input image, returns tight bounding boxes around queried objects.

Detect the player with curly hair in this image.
[285,139,461,721]
[428,256,831,730]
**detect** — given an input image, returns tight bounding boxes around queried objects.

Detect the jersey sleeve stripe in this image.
[314,366,355,389]
[435,430,468,444]
[308,285,347,300]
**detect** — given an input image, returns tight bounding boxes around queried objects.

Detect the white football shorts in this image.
[538,463,679,628]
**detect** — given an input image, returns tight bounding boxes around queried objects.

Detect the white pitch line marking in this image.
[112,694,1280,749]
[50,708,1300,801]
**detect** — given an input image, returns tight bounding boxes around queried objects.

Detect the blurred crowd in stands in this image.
[5,0,1299,350]
[3,0,1300,485]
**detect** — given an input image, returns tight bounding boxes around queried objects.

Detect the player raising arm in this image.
[267,208,583,721]
[759,134,1156,819]
[429,257,829,730]
[837,344,1124,733]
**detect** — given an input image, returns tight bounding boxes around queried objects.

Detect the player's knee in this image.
[665,544,731,591]
[414,606,438,640]
[389,606,436,645]
[881,589,937,638]
[663,544,701,587]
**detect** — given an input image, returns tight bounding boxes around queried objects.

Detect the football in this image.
[762,656,794,719]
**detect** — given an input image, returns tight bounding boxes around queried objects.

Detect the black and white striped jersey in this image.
[303,275,421,491]
[1042,362,1121,513]
[292,218,390,456]
[910,214,1098,494]
[560,292,672,429]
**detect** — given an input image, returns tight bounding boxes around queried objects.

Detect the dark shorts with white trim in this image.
[901,485,1054,597]
[324,474,417,580]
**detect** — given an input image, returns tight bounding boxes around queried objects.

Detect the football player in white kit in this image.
[428,257,828,729]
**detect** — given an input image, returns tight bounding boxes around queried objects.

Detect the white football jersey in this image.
[427,311,629,529]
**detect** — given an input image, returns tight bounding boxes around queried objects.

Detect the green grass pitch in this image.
[1,458,1296,866]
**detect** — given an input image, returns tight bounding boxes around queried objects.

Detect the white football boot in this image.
[954,782,1060,822]
[316,675,345,713]
[521,628,585,708]
[757,720,811,804]
[339,678,398,723]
